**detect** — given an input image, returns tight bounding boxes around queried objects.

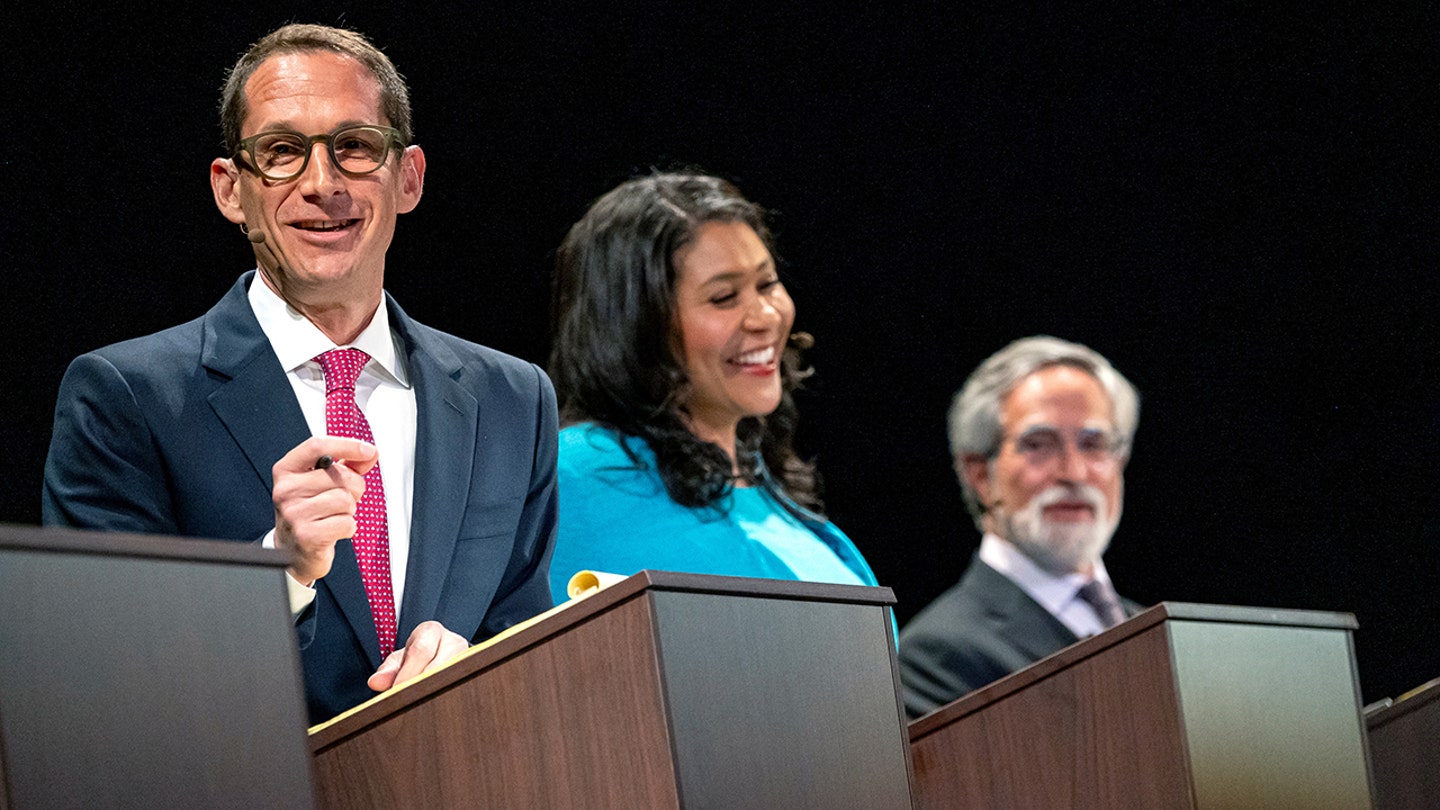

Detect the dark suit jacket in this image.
[897,553,1139,719]
[43,272,559,723]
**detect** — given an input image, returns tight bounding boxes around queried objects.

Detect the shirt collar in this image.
[978,532,1112,616]
[247,271,409,386]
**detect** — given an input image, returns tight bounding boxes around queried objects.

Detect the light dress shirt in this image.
[249,274,418,621]
[978,532,1117,638]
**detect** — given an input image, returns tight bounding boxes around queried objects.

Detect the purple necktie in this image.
[316,348,396,657]
[1076,578,1127,629]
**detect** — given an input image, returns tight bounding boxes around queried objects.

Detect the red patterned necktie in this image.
[316,348,397,657]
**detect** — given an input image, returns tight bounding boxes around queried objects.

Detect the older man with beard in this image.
[898,336,1144,718]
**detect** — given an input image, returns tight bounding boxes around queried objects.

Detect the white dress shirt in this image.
[249,276,418,619]
[978,532,1117,638]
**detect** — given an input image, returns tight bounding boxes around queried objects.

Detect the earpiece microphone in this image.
[242,224,293,281]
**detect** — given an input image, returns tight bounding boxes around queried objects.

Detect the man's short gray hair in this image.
[948,336,1140,529]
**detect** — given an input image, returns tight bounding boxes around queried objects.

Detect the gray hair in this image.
[948,335,1140,529]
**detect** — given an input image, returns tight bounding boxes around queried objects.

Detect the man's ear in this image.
[210,158,247,225]
[396,145,425,214]
[960,453,993,507]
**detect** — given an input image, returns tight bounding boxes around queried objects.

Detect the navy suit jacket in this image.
[43,272,559,723]
[897,553,1140,719]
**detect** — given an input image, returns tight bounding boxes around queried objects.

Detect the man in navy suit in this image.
[42,24,557,723]
[899,336,1143,718]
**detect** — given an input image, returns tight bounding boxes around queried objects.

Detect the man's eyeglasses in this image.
[232,125,405,181]
[1000,426,1126,465]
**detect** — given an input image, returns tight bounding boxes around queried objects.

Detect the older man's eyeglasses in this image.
[232,125,404,181]
[1001,426,1125,465]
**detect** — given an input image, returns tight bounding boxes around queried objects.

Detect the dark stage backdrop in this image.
[5,5,1437,705]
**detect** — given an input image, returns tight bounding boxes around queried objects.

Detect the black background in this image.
[5,4,1437,705]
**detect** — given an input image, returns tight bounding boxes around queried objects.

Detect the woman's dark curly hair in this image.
[549,171,823,513]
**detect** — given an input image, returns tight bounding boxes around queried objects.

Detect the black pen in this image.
[314,455,334,470]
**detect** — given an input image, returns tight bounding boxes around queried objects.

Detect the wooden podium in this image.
[908,602,1374,809]
[0,524,315,810]
[309,571,914,809]
[1366,677,1440,810]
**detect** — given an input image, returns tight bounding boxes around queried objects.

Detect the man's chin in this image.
[266,254,367,291]
[1010,523,1113,575]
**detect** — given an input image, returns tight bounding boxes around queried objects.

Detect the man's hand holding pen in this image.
[271,436,379,586]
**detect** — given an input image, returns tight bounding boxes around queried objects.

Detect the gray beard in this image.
[998,485,1118,576]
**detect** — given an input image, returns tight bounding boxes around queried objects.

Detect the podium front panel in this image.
[910,623,1193,809]
[309,571,913,810]
[1367,678,1440,810]
[0,528,314,810]
[909,602,1372,810]
[651,590,912,809]
[1169,621,1373,810]
[311,595,682,808]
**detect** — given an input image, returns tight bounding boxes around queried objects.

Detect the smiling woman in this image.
[545,172,880,602]
[671,219,797,454]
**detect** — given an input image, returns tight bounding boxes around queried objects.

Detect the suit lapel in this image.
[971,559,1080,660]
[201,274,309,491]
[389,299,477,641]
[201,272,381,666]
